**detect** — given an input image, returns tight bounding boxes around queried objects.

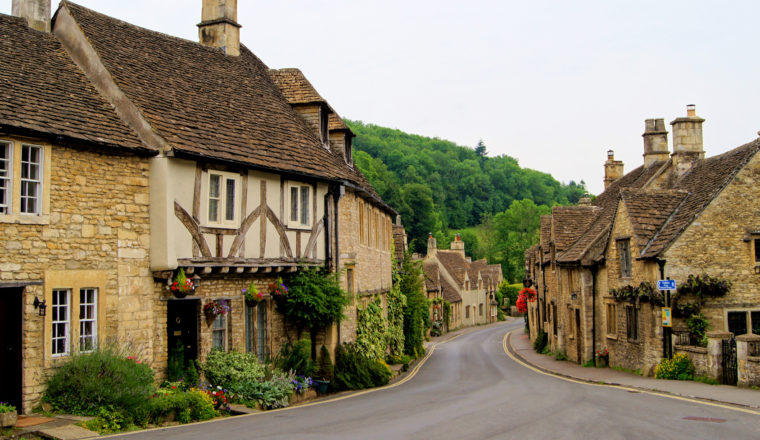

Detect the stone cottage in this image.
[526,106,760,385]
[0,0,397,412]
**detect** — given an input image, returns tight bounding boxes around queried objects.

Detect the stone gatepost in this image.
[706,331,732,382]
[736,333,760,387]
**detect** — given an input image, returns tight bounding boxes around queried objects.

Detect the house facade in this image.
[526,106,760,384]
[0,0,396,413]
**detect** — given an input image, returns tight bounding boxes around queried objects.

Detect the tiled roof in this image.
[268,68,326,105]
[423,261,440,292]
[0,14,145,151]
[440,275,462,303]
[328,112,350,131]
[65,3,354,182]
[393,224,407,262]
[620,189,688,249]
[468,259,488,283]
[557,161,666,263]
[641,139,760,257]
[551,206,600,252]
[436,250,469,286]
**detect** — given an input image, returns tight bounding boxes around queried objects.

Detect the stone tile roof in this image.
[468,259,488,284]
[0,14,145,151]
[393,224,407,262]
[641,139,760,257]
[620,189,688,249]
[539,216,552,262]
[268,68,326,105]
[440,275,462,303]
[329,112,350,131]
[65,3,354,182]
[551,206,600,252]
[423,261,440,292]
[557,162,666,263]
[436,250,469,286]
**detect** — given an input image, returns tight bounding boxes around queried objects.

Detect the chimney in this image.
[603,150,624,190]
[642,118,669,167]
[450,233,466,259]
[427,233,437,257]
[12,0,50,32]
[670,104,705,178]
[578,194,591,206]
[198,0,241,56]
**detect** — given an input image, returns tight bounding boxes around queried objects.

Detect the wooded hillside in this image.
[346,120,586,282]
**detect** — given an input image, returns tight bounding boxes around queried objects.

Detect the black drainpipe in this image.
[591,265,597,362]
[658,259,671,358]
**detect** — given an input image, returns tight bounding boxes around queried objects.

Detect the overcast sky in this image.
[4,1,759,194]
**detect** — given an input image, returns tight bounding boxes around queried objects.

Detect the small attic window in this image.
[345,135,353,165]
[320,107,329,143]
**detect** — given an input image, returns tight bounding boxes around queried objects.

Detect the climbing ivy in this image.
[385,283,406,357]
[356,298,388,360]
[610,281,664,306]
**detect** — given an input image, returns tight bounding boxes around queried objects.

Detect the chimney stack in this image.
[642,118,669,167]
[198,0,241,56]
[450,233,466,259]
[427,233,437,257]
[670,104,705,178]
[578,194,591,206]
[603,150,624,190]
[12,0,50,32]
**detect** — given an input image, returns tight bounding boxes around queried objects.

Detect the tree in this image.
[399,183,436,254]
[398,252,428,358]
[475,139,488,158]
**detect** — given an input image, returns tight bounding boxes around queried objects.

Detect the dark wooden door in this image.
[0,288,22,411]
[575,308,582,363]
[167,299,199,365]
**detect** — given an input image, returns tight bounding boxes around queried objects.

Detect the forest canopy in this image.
[346,120,587,282]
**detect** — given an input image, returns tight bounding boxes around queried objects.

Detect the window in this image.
[606,303,617,336]
[626,306,638,340]
[212,300,230,351]
[20,145,42,214]
[206,171,238,227]
[345,134,353,165]
[617,239,632,278]
[0,141,9,214]
[288,183,311,228]
[727,310,760,336]
[52,289,70,356]
[465,305,470,319]
[359,201,365,244]
[346,268,355,294]
[755,238,760,265]
[79,288,97,352]
[479,304,483,316]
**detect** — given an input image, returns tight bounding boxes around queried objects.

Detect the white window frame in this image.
[79,288,98,352]
[203,170,240,228]
[0,141,11,214]
[287,182,312,229]
[20,144,42,215]
[52,289,71,357]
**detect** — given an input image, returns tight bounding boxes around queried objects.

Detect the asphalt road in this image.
[115,321,760,439]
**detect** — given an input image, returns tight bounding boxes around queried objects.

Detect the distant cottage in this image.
[0,0,398,412]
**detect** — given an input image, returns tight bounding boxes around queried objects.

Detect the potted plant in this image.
[203,300,229,324]
[595,347,609,368]
[313,345,333,394]
[0,402,17,428]
[268,277,288,299]
[243,282,264,306]
[168,268,195,299]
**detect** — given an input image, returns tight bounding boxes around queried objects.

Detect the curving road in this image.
[115,321,760,439]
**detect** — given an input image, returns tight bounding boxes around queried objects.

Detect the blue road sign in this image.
[657,279,676,291]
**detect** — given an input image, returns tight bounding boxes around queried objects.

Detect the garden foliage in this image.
[654,353,695,380]
[386,267,407,357]
[356,298,388,360]
[200,350,265,390]
[275,338,315,377]
[317,345,334,382]
[399,252,428,358]
[227,371,296,410]
[333,343,392,391]
[533,329,548,353]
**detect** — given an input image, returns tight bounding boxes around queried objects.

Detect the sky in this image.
[4,0,759,194]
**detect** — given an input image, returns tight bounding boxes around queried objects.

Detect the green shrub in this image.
[686,313,710,347]
[228,371,296,410]
[356,299,388,359]
[167,340,185,383]
[42,346,154,417]
[532,329,548,353]
[694,375,719,385]
[554,350,567,361]
[275,339,315,377]
[145,389,217,424]
[200,350,265,390]
[654,353,695,380]
[333,343,392,391]
[83,406,132,434]
[317,345,333,382]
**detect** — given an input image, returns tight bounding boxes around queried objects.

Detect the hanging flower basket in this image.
[168,268,195,298]
[243,282,264,306]
[268,277,288,299]
[203,300,229,323]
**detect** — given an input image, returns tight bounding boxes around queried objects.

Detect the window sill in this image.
[0,213,50,225]
[287,223,312,231]
[606,334,618,341]
[627,338,641,344]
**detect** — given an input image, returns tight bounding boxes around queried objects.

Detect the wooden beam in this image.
[202,267,213,274]
[218,267,230,274]
[185,267,195,275]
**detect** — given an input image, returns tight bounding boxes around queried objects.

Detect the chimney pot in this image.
[607,150,614,160]
[686,104,696,117]
[604,149,624,190]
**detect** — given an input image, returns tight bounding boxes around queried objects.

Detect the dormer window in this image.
[288,182,311,229]
[203,170,240,228]
[320,107,329,143]
[345,135,353,166]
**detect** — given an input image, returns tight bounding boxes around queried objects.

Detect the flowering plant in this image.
[168,268,194,296]
[292,375,313,394]
[268,277,288,298]
[208,386,230,410]
[203,300,230,318]
[595,348,609,361]
[516,287,537,314]
[243,282,264,304]
[126,355,143,365]
[0,402,15,414]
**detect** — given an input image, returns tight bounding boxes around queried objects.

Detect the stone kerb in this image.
[706,331,732,382]
[736,333,760,387]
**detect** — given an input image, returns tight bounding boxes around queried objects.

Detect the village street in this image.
[112,321,760,440]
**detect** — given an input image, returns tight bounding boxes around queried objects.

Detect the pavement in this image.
[506,328,760,410]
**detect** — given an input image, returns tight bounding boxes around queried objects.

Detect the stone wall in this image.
[0,140,151,412]
[675,345,710,377]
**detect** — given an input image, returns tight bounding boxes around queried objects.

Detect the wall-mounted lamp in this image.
[33,296,47,316]
[571,292,578,301]
[192,274,201,287]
